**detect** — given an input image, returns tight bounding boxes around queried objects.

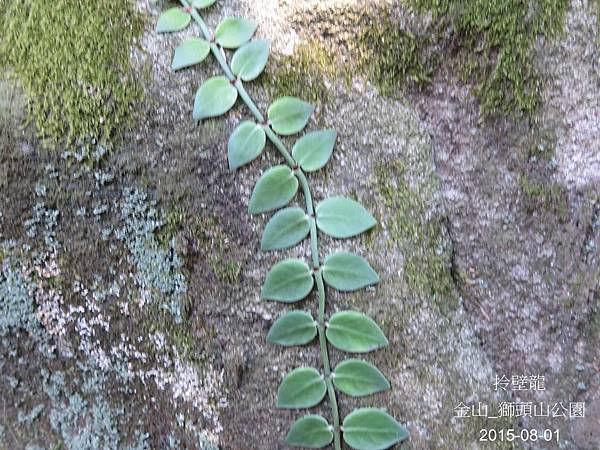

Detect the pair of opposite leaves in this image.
[286,408,409,450]
[195,79,314,134]
[157,6,256,50]
[260,194,376,251]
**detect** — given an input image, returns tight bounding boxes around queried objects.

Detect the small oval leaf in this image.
[228,121,266,169]
[261,259,313,302]
[285,415,333,449]
[192,0,216,8]
[342,408,409,450]
[267,311,317,346]
[156,8,191,33]
[172,37,210,71]
[316,197,376,238]
[193,76,238,120]
[277,367,326,409]
[215,17,257,49]
[268,97,314,136]
[261,207,310,251]
[333,359,390,397]
[231,40,270,81]
[248,165,298,214]
[292,130,337,172]
[326,311,388,353]
[322,252,379,291]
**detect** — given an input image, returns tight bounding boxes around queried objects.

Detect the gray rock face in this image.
[1,0,599,449]
[543,0,600,189]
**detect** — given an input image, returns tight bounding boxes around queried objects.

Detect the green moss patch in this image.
[263,41,343,106]
[191,215,242,284]
[266,12,435,104]
[291,0,570,116]
[374,161,455,302]
[0,0,144,146]
[411,0,569,116]
[288,7,436,102]
[157,205,243,285]
[518,174,569,220]
[355,12,437,95]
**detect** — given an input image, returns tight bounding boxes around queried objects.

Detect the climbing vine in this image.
[156,1,408,448]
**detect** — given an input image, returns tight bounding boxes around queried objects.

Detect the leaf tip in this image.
[381,335,390,348]
[373,271,380,283]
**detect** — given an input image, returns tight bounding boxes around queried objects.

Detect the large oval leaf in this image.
[292,130,337,172]
[267,311,317,346]
[228,121,266,170]
[248,165,298,214]
[316,197,376,239]
[286,415,333,449]
[215,17,256,49]
[156,8,191,33]
[172,37,210,71]
[193,76,238,120]
[268,97,314,136]
[342,408,409,450]
[326,311,388,353]
[261,207,310,251]
[261,259,313,302]
[192,0,216,8]
[231,40,270,81]
[333,359,390,397]
[277,367,326,409]
[322,252,379,291]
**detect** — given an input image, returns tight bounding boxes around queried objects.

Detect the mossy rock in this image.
[410,0,570,116]
[289,0,572,116]
[0,0,144,147]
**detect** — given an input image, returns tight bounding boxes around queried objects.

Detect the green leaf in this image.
[326,311,388,353]
[231,40,270,81]
[215,17,257,49]
[268,97,314,135]
[277,367,326,409]
[248,165,298,214]
[228,121,266,169]
[171,37,210,71]
[192,0,216,8]
[267,311,317,346]
[156,8,191,33]
[285,415,333,449]
[292,130,337,172]
[333,359,390,397]
[261,259,313,302]
[316,197,376,239]
[322,252,379,291]
[193,76,238,120]
[261,207,310,251]
[342,408,409,450]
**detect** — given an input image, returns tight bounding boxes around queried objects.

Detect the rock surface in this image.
[1,0,599,449]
